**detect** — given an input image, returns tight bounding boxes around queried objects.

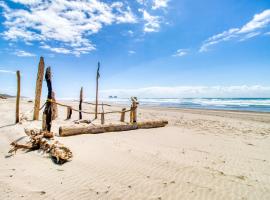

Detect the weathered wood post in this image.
[33,57,45,120]
[42,113,46,130]
[95,62,100,119]
[67,107,72,120]
[101,103,105,124]
[43,67,53,132]
[120,108,126,122]
[130,97,138,123]
[51,91,58,120]
[79,87,83,119]
[15,70,20,123]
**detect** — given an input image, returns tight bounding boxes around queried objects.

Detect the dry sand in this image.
[1,98,270,200]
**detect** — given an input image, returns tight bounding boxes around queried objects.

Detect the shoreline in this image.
[1,98,270,199]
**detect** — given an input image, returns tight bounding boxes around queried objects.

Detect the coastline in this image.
[1,98,270,199]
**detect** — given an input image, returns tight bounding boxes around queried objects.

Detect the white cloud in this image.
[100,85,270,98]
[12,0,40,5]
[128,50,136,54]
[0,69,16,74]
[200,9,270,52]
[152,0,169,10]
[14,50,36,57]
[173,49,188,57]
[140,9,161,32]
[0,0,137,56]
[128,30,134,36]
[136,0,144,5]
[41,44,71,54]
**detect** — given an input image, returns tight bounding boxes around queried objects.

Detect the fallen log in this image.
[59,120,168,137]
[9,129,72,164]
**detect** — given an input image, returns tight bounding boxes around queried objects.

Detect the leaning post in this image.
[15,70,21,123]
[33,57,45,120]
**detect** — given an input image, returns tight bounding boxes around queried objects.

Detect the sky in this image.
[0,0,270,99]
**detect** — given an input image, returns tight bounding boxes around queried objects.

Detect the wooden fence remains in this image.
[15,70,20,123]
[13,57,168,135]
[33,57,45,120]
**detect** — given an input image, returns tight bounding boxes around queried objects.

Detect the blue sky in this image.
[0,0,270,98]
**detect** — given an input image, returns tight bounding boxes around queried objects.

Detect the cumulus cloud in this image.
[173,49,188,57]
[140,9,161,32]
[200,9,270,52]
[152,0,169,10]
[14,50,36,57]
[100,85,270,98]
[0,0,137,56]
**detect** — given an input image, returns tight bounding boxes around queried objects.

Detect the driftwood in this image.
[101,103,105,124]
[9,129,72,164]
[33,57,45,120]
[0,95,7,99]
[120,108,126,122]
[130,97,138,123]
[43,67,53,132]
[15,71,21,123]
[95,62,100,119]
[59,120,168,137]
[67,107,72,119]
[79,87,83,120]
[51,91,58,120]
[74,119,92,124]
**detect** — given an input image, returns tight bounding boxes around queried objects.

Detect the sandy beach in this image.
[1,98,270,200]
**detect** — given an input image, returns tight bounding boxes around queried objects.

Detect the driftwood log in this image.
[59,120,168,137]
[8,129,72,164]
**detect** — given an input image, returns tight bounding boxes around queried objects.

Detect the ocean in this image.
[103,98,270,113]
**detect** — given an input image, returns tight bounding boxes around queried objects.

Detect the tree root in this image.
[9,129,72,164]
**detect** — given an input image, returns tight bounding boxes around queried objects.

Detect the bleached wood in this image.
[59,120,168,137]
[15,71,20,123]
[33,57,45,120]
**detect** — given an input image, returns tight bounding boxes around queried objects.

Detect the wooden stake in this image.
[79,87,83,119]
[130,97,138,123]
[51,91,58,120]
[43,67,53,132]
[15,70,20,123]
[33,57,45,120]
[42,113,46,130]
[120,108,126,122]
[59,120,169,137]
[95,62,100,119]
[67,107,72,120]
[101,103,104,124]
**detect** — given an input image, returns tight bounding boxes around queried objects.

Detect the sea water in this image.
[103,98,270,112]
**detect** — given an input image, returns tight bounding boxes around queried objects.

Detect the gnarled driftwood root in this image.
[9,129,72,164]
